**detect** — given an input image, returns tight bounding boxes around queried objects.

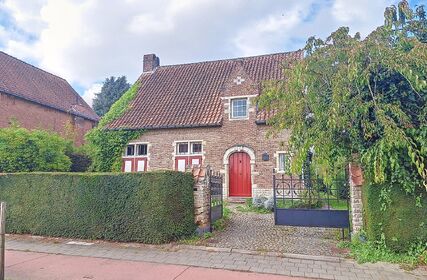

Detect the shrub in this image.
[0,172,196,244]
[362,184,427,252]
[67,152,92,172]
[252,196,267,208]
[0,127,71,172]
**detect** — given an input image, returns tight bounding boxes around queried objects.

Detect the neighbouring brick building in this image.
[108,51,303,198]
[0,51,99,146]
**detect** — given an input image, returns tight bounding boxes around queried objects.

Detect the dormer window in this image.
[230,98,248,119]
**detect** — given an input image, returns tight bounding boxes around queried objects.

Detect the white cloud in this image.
[0,0,404,94]
[82,83,102,107]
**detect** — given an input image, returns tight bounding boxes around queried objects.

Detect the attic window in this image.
[231,98,248,119]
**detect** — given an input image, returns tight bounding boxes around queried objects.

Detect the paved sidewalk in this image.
[5,235,427,280]
[5,250,303,280]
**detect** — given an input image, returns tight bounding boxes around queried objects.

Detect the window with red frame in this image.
[175,141,203,171]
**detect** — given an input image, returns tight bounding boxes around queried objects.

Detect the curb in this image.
[176,244,343,263]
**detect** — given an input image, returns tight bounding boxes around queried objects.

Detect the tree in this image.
[92,76,130,116]
[258,0,427,194]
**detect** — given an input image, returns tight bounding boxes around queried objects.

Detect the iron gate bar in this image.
[208,167,223,230]
[273,173,350,234]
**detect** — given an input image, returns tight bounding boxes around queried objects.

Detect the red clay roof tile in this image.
[0,51,99,121]
[108,51,303,129]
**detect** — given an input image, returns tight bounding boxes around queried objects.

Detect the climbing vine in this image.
[258,0,427,195]
[86,82,143,171]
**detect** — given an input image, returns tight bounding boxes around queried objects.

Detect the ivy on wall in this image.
[86,82,143,171]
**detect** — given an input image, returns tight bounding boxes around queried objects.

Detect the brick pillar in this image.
[349,162,364,234]
[192,168,211,234]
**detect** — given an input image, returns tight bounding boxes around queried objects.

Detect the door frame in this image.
[223,145,257,198]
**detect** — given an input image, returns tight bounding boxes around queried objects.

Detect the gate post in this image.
[0,202,5,280]
[349,163,364,235]
[192,168,211,234]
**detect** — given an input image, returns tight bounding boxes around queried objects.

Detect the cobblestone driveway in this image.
[204,205,346,256]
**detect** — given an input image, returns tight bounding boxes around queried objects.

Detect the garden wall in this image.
[0,172,196,244]
[362,184,427,252]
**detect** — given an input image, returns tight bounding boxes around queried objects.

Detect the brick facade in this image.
[349,162,365,233]
[124,78,290,198]
[0,92,96,146]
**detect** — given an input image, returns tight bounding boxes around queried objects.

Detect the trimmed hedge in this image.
[0,172,195,243]
[362,184,427,252]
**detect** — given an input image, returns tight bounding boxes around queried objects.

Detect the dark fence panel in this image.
[273,174,350,230]
[209,169,223,227]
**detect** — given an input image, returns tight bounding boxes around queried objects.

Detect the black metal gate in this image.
[273,174,350,232]
[208,169,223,228]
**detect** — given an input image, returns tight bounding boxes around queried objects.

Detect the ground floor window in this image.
[276,152,290,173]
[122,143,149,172]
[174,140,203,171]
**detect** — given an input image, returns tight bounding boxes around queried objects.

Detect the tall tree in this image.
[92,76,130,116]
[258,0,427,193]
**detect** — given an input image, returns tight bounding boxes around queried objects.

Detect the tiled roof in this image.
[108,51,303,130]
[0,51,99,121]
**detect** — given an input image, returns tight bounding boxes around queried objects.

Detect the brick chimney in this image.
[143,54,160,72]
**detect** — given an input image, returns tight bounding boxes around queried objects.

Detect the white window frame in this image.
[123,142,149,158]
[276,151,290,174]
[175,141,203,155]
[230,98,248,119]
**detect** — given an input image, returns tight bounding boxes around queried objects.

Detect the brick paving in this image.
[5,235,427,280]
[204,206,344,256]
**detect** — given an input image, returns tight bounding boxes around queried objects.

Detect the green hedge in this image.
[0,172,195,243]
[362,184,427,252]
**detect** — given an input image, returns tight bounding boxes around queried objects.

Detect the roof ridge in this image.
[158,50,303,69]
[0,50,68,82]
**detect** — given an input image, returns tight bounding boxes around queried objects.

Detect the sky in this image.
[0,0,426,107]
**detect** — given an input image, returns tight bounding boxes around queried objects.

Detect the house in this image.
[0,51,99,146]
[108,51,303,198]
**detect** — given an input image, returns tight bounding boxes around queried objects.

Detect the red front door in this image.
[229,152,251,197]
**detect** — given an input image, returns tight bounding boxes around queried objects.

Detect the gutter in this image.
[0,89,99,122]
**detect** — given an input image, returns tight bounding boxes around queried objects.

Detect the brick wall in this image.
[0,92,96,146]
[126,74,291,198]
[349,162,364,234]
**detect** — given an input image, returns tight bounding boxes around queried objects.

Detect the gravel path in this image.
[205,205,346,256]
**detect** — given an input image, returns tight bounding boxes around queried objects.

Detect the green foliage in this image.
[362,183,427,252]
[0,172,196,244]
[87,82,143,171]
[93,76,131,117]
[258,0,427,193]
[212,203,232,231]
[0,127,71,172]
[236,199,272,213]
[67,152,91,172]
[339,233,427,268]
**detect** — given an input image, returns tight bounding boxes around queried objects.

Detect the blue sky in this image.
[0,0,425,106]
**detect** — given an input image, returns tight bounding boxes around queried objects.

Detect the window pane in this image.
[191,142,202,154]
[126,145,135,156]
[231,98,247,118]
[137,144,147,156]
[177,143,188,154]
[278,153,286,171]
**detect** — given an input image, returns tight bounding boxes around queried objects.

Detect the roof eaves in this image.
[107,122,222,131]
[0,89,99,122]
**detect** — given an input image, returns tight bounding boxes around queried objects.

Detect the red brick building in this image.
[0,51,99,146]
[108,52,302,198]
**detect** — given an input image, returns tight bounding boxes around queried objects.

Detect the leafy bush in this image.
[0,172,196,243]
[67,152,92,172]
[86,82,144,172]
[362,184,427,252]
[0,127,71,172]
[339,233,427,268]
